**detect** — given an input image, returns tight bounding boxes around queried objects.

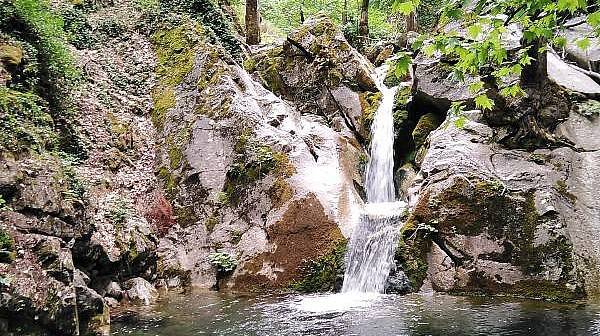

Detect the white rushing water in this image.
[341,65,406,294]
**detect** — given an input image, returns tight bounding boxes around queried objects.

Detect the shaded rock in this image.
[105,281,124,300]
[0,44,23,66]
[412,112,442,148]
[123,278,157,305]
[374,44,395,66]
[414,55,479,111]
[75,285,110,336]
[394,163,418,200]
[386,263,411,294]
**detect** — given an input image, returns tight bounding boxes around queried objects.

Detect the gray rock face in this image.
[413,55,479,111]
[154,16,367,291]
[398,109,600,300]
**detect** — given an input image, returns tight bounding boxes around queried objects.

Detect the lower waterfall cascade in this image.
[341,65,407,294]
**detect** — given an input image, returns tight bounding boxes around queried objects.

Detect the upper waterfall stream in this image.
[341,65,406,294]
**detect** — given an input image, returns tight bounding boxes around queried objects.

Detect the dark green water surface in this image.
[111,290,600,336]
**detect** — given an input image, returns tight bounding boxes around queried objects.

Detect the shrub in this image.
[10,0,79,85]
[107,196,133,225]
[144,192,175,237]
[208,252,236,273]
[0,88,58,153]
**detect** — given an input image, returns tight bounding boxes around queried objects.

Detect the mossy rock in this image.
[394,219,432,291]
[359,91,383,135]
[384,59,409,87]
[412,112,442,147]
[0,87,58,153]
[0,44,23,66]
[575,100,600,120]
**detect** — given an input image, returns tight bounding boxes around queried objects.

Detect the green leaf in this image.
[500,84,525,98]
[453,115,469,129]
[553,36,567,48]
[394,53,412,78]
[474,94,495,111]
[393,0,418,15]
[468,80,485,94]
[467,24,483,39]
[576,37,591,51]
[557,0,582,12]
[588,12,600,28]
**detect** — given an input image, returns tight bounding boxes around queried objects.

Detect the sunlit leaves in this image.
[468,80,485,94]
[393,0,420,15]
[576,37,591,51]
[467,24,483,39]
[500,84,525,98]
[475,94,495,110]
[394,52,412,78]
[557,0,584,13]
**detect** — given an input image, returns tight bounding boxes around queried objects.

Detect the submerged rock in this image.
[123,278,158,305]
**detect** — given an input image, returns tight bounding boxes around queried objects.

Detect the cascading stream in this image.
[342,65,406,294]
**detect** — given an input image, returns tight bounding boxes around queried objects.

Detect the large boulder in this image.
[397,106,600,301]
[152,17,368,290]
[247,15,380,141]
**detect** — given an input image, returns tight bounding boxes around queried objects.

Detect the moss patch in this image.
[150,22,203,131]
[152,23,202,87]
[395,223,432,291]
[291,239,347,292]
[151,87,175,131]
[0,88,58,153]
[412,113,442,147]
[359,91,382,136]
[554,180,577,204]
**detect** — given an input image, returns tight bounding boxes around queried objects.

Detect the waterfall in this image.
[341,65,406,294]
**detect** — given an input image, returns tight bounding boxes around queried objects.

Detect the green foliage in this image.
[292,240,347,292]
[57,151,86,201]
[107,196,134,225]
[159,0,243,58]
[394,52,412,78]
[222,135,280,205]
[61,6,95,49]
[0,227,14,251]
[260,0,395,40]
[209,252,237,273]
[0,88,57,153]
[576,100,600,120]
[7,0,79,86]
[394,0,600,107]
[0,195,9,211]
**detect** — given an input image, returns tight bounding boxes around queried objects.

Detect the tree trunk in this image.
[245,0,260,45]
[342,0,348,24]
[521,38,547,86]
[358,0,369,37]
[406,11,417,32]
[300,8,305,23]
